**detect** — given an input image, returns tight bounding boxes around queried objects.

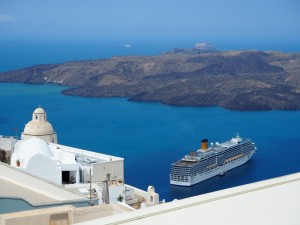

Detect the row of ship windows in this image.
[180,143,253,167]
[192,153,249,173]
[171,168,191,173]
[172,147,254,175]
[222,144,253,155]
[222,152,249,161]
[171,168,190,171]
[171,171,191,176]
[222,143,252,151]
[191,162,217,173]
[216,148,252,161]
[221,146,252,156]
[192,145,252,166]
[171,175,189,181]
[224,153,246,164]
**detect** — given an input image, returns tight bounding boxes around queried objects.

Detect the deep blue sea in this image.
[0,39,300,201]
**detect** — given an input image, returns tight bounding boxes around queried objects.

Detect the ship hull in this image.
[170,151,255,186]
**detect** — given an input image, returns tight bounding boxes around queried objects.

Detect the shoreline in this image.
[1,49,300,111]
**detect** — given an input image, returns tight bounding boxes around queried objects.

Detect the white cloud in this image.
[0,14,14,22]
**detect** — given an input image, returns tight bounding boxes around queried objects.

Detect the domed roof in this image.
[23,121,55,135]
[23,107,56,136]
[15,138,53,163]
[33,107,46,114]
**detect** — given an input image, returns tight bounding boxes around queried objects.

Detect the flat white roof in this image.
[76,172,300,225]
[49,143,123,163]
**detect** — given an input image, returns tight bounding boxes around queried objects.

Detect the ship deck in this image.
[173,160,197,167]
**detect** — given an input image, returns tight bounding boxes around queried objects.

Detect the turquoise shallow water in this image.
[1,83,300,201]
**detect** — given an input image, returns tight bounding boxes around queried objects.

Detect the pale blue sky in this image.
[0,0,299,43]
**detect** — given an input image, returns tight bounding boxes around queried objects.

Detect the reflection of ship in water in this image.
[170,134,256,186]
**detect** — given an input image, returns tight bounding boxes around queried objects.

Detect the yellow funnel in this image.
[201,139,208,150]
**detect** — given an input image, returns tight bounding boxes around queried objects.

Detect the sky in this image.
[0,0,300,44]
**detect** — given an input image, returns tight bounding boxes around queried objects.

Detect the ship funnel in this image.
[201,139,208,150]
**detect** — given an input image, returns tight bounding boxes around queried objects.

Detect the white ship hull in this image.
[170,151,255,186]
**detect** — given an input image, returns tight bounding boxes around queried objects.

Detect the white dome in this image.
[11,138,61,184]
[16,138,53,163]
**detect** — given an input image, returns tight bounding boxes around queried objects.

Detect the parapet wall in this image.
[0,203,133,225]
[0,162,87,202]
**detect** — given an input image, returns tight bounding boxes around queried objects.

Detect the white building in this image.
[0,135,18,164]
[0,107,159,218]
[5,106,159,211]
[10,138,125,186]
[11,107,124,186]
[11,138,65,184]
[21,107,58,144]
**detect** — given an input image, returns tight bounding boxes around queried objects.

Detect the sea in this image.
[0,39,300,201]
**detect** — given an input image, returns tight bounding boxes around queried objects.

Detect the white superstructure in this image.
[170,134,256,186]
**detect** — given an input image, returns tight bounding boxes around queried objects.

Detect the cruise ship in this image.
[170,134,256,186]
